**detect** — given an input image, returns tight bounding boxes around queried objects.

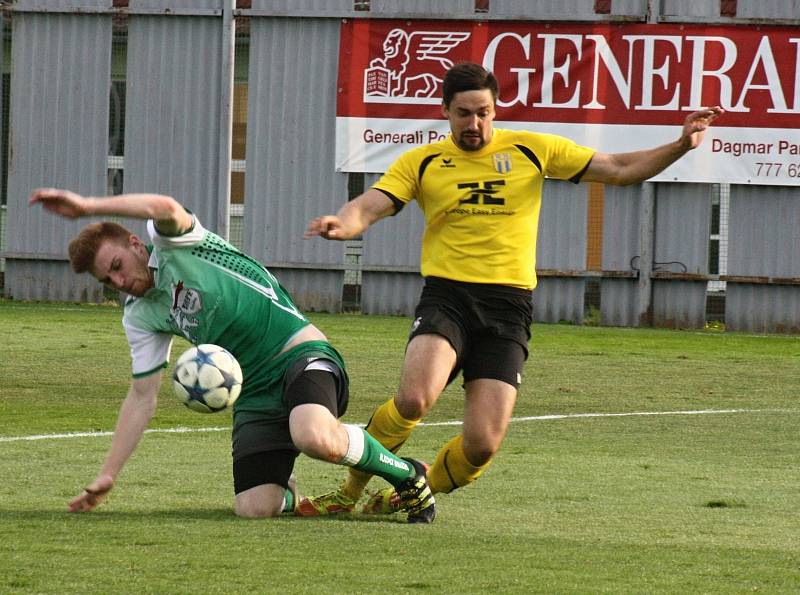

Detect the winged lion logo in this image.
[364,29,471,103]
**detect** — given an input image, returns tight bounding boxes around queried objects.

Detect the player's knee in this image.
[396,390,436,419]
[466,447,495,467]
[234,496,282,518]
[234,486,284,518]
[234,500,282,518]
[464,438,502,466]
[292,427,341,463]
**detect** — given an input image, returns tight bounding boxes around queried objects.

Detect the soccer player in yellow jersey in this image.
[300,62,723,516]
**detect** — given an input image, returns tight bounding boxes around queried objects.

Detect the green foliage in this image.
[1,301,799,593]
[582,305,601,327]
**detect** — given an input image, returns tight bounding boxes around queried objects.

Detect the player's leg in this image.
[363,377,517,513]
[233,449,299,518]
[288,362,436,522]
[427,330,527,493]
[426,378,517,493]
[339,290,464,501]
[289,402,417,488]
[299,279,464,516]
[297,336,457,514]
[363,328,527,513]
[336,332,457,500]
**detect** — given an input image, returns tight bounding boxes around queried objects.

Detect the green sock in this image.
[281,487,295,513]
[341,425,414,488]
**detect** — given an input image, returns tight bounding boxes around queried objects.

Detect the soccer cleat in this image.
[362,460,429,516]
[396,458,436,524]
[295,489,356,517]
[361,486,402,515]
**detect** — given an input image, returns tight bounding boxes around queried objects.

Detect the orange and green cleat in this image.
[295,489,356,517]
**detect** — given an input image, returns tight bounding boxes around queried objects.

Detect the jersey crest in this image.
[493,153,512,174]
[170,280,202,342]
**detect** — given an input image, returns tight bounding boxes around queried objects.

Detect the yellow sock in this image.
[341,397,420,500]
[427,434,490,494]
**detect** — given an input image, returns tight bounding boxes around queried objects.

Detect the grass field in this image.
[1,300,799,593]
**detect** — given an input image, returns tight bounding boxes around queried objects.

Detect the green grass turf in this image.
[0,300,798,593]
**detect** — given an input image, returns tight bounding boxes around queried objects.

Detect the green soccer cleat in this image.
[295,489,356,517]
[396,458,436,524]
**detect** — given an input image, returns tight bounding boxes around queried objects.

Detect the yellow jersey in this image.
[373,128,596,290]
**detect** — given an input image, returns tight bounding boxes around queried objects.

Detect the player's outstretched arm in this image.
[304,189,396,241]
[582,106,724,186]
[68,373,161,513]
[29,188,193,236]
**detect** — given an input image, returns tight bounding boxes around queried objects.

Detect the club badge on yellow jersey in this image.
[493,153,512,174]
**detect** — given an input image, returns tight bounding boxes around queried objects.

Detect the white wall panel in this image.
[5,8,111,301]
[124,4,229,235]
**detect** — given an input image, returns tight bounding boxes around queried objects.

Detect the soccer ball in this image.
[172,344,243,413]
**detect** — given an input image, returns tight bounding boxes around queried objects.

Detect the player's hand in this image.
[680,106,724,150]
[29,188,93,219]
[304,215,347,240]
[68,474,115,513]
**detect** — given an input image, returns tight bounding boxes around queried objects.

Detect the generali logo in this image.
[350,21,800,128]
[364,28,470,104]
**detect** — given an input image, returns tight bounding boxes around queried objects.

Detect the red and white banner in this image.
[335,20,800,186]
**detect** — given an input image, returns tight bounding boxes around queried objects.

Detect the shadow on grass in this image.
[0,507,406,523]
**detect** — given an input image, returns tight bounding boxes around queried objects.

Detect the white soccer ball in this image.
[172,344,243,413]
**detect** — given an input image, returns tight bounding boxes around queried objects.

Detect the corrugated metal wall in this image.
[371,0,475,14]
[663,0,800,19]
[651,183,711,329]
[725,186,800,333]
[736,2,800,19]
[534,180,588,324]
[490,0,645,18]
[243,13,347,312]
[360,170,425,315]
[600,185,641,327]
[123,0,229,236]
[662,0,720,18]
[2,0,799,334]
[5,1,111,302]
[250,0,353,11]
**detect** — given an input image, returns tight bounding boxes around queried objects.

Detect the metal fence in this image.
[1,0,799,333]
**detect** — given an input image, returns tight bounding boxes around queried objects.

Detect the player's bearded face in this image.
[444,89,496,152]
[91,236,154,297]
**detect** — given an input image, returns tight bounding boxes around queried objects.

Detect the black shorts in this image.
[232,358,349,494]
[409,277,533,388]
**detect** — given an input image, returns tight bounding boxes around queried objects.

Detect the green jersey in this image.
[122,216,312,414]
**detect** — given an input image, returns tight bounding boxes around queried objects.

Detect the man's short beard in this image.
[457,135,484,152]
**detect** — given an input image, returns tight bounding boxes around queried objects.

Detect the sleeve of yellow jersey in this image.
[372,146,425,205]
[539,133,596,182]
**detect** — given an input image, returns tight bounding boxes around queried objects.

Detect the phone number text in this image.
[754,162,800,178]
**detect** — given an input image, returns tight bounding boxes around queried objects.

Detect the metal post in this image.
[636,184,655,326]
[635,0,661,326]
[216,0,236,240]
[646,0,660,23]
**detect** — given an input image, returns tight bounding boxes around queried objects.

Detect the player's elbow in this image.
[595,168,649,187]
[156,196,189,221]
[613,175,645,187]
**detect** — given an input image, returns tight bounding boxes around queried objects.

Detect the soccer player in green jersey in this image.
[300,62,723,516]
[29,188,435,523]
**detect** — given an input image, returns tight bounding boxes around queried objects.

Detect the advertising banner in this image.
[335,19,800,186]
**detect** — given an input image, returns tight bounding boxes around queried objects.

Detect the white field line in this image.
[0,408,791,444]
